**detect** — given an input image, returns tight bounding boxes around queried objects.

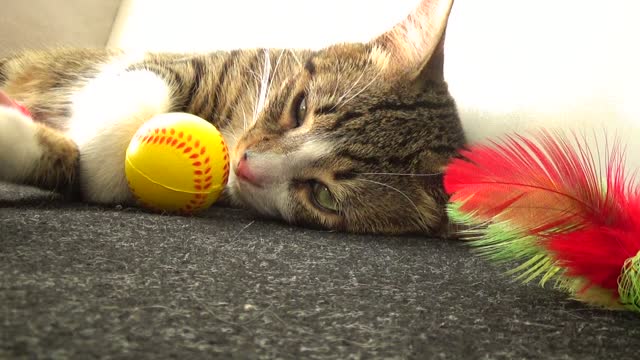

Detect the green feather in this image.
[447,202,563,286]
[448,199,640,311]
[618,252,640,312]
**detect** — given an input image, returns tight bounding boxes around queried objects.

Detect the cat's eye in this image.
[293,94,307,128]
[310,181,338,212]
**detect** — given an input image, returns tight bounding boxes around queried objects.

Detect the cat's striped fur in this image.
[0,0,465,235]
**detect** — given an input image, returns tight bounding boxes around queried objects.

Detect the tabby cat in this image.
[0,0,465,235]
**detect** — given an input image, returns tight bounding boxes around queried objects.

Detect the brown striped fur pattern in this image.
[0,0,465,235]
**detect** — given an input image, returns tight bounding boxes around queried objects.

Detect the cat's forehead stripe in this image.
[333,169,358,181]
[304,57,316,75]
[327,110,364,131]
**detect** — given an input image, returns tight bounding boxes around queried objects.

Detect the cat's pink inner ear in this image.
[371,0,453,76]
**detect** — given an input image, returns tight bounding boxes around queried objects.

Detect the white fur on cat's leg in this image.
[0,107,42,182]
[67,69,173,204]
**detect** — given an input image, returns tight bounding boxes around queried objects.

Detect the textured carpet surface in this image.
[1,183,639,359]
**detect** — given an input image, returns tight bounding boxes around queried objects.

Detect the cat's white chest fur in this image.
[66,67,173,203]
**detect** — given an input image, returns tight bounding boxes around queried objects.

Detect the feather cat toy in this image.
[444,131,640,312]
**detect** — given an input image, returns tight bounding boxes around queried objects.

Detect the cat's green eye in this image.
[293,94,307,128]
[311,181,338,213]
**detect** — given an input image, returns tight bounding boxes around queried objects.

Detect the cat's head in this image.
[229,0,465,235]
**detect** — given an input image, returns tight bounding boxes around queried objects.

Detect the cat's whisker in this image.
[241,106,248,131]
[330,71,343,101]
[265,49,286,107]
[357,178,427,225]
[332,70,366,111]
[357,172,443,177]
[288,49,302,67]
[214,110,243,144]
[338,71,381,109]
[244,74,262,125]
[254,49,271,122]
[246,70,263,125]
[230,220,256,242]
[247,70,262,83]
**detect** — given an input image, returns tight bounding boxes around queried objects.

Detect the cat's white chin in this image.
[231,177,294,222]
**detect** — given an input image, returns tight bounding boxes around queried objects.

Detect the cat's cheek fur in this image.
[0,107,42,182]
[66,69,173,204]
[234,181,295,221]
[229,139,335,220]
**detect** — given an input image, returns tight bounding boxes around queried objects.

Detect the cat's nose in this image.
[235,151,261,187]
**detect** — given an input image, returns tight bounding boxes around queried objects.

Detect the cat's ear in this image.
[371,0,453,83]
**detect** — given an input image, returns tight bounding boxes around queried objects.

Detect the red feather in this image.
[444,130,640,299]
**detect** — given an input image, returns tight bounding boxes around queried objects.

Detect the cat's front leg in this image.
[67,69,174,204]
[0,105,79,195]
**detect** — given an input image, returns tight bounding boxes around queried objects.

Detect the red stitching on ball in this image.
[133,123,229,214]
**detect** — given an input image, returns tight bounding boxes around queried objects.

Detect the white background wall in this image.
[4,0,640,166]
[108,0,419,51]
[109,0,640,165]
[0,0,121,56]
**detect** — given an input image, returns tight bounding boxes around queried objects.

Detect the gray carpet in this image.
[1,183,639,359]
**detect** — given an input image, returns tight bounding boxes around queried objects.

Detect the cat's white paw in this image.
[0,106,41,182]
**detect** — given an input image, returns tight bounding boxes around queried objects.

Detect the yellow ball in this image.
[125,112,230,214]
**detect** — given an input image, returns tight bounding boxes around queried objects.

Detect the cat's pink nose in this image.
[235,152,261,187]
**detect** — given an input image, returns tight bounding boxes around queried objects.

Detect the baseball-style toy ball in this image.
[125,112,230,214]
